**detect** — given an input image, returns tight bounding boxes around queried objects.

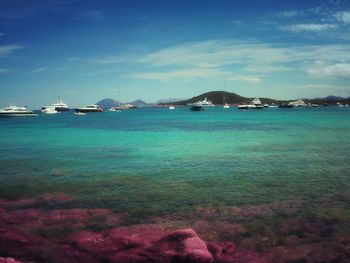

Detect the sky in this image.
[1,0,350,108]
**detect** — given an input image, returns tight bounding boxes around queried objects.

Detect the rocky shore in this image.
[1,193,349,262]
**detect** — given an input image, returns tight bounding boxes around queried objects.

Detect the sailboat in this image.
[168,92,175,110]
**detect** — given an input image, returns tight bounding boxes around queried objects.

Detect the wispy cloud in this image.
[128,68,224,81]
[278,10,302,18]
[0,44,23,57]
[308,62,350,79]
[25,67,48,75]
[0,32,5,37]
[128,68,261,84]
[66,57,79,61]
[280,23,337,32]
[334,11,350,24]
[79,69,122,76]
[136,40,350,67]
[243,65,292,74]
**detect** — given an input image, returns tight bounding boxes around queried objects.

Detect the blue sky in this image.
[1,0,350,108]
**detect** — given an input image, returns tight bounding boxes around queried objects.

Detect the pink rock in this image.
[150,229,213,263]
[216,247,269,263]
[205,241,222,258]
[0,198,38,209]
[109,224,169,246]
[0,228,47,260]
[68,230,120,259]
[0,257,25,263]
[40,193,72,204]
[2,209,41,225]
[48,244,98,263]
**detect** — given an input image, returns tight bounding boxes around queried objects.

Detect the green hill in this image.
[172,91,282,105]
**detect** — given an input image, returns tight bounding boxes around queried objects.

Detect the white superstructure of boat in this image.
[41,107,58,114]
[188,97,215,107]
[42,97,69,112]
[0,105,37,117]
[238,98,263,109]
[288,99,307,107]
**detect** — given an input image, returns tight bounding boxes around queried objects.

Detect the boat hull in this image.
[75,109,103,113]
[190,106,204,111]
[0,113,37,117]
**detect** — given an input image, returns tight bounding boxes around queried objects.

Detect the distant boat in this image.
[279,104,294,108]
[223,103,230,109]
[42,97,69,112]
[41,107,58,114]
[289,99,307,107]
[337,102,344,107]
[75,105,103,113]
[0,105,37,117]
[74,111,86,115]
[238,98,263,109]
[188,97,215,107]
[110,104,137,111]
[169,106,175,110]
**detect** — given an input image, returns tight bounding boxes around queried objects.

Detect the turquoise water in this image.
[1,107,350,235]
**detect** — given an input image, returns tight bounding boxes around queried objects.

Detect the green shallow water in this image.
[1,107,350,219]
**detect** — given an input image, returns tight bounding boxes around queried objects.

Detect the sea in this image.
[1,106,350,260]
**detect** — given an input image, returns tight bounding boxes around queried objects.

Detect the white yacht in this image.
[188,97,215,107]
[41,107,58,114]
[169,105,175,110]
[288,99,307,107]
[75,104,103,113]
[238,98,263,109]
[42,97,69,112]
[223,103,230,109]
[0,105,37,117]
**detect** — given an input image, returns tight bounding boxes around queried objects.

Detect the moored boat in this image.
[279,104,294,108]
[75,104,103,113]
[238,98,263,109]
[42,97,69,112]
[0,105,37,117]
[41,107,58,114]
[74,111,86,115]
[188,97,215,107]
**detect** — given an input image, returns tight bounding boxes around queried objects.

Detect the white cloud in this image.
[308,62,350,79]
[66,57,79,61]
[0,44,23,57]
[334,11,350,24]
[243,65,291,74]
[227,75,262,84]
[128,68,225,81]
[280,23,337,32]
[26,67,48,75]
[128,68,261,84]
[278,10,301,18]
[136,40,350,68]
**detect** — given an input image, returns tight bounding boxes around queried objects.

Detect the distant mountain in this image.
[171,91,282,105]
[156,98,188,104]
[96,98,122,109]
[128,99,153,108]
[323,95,344,100]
